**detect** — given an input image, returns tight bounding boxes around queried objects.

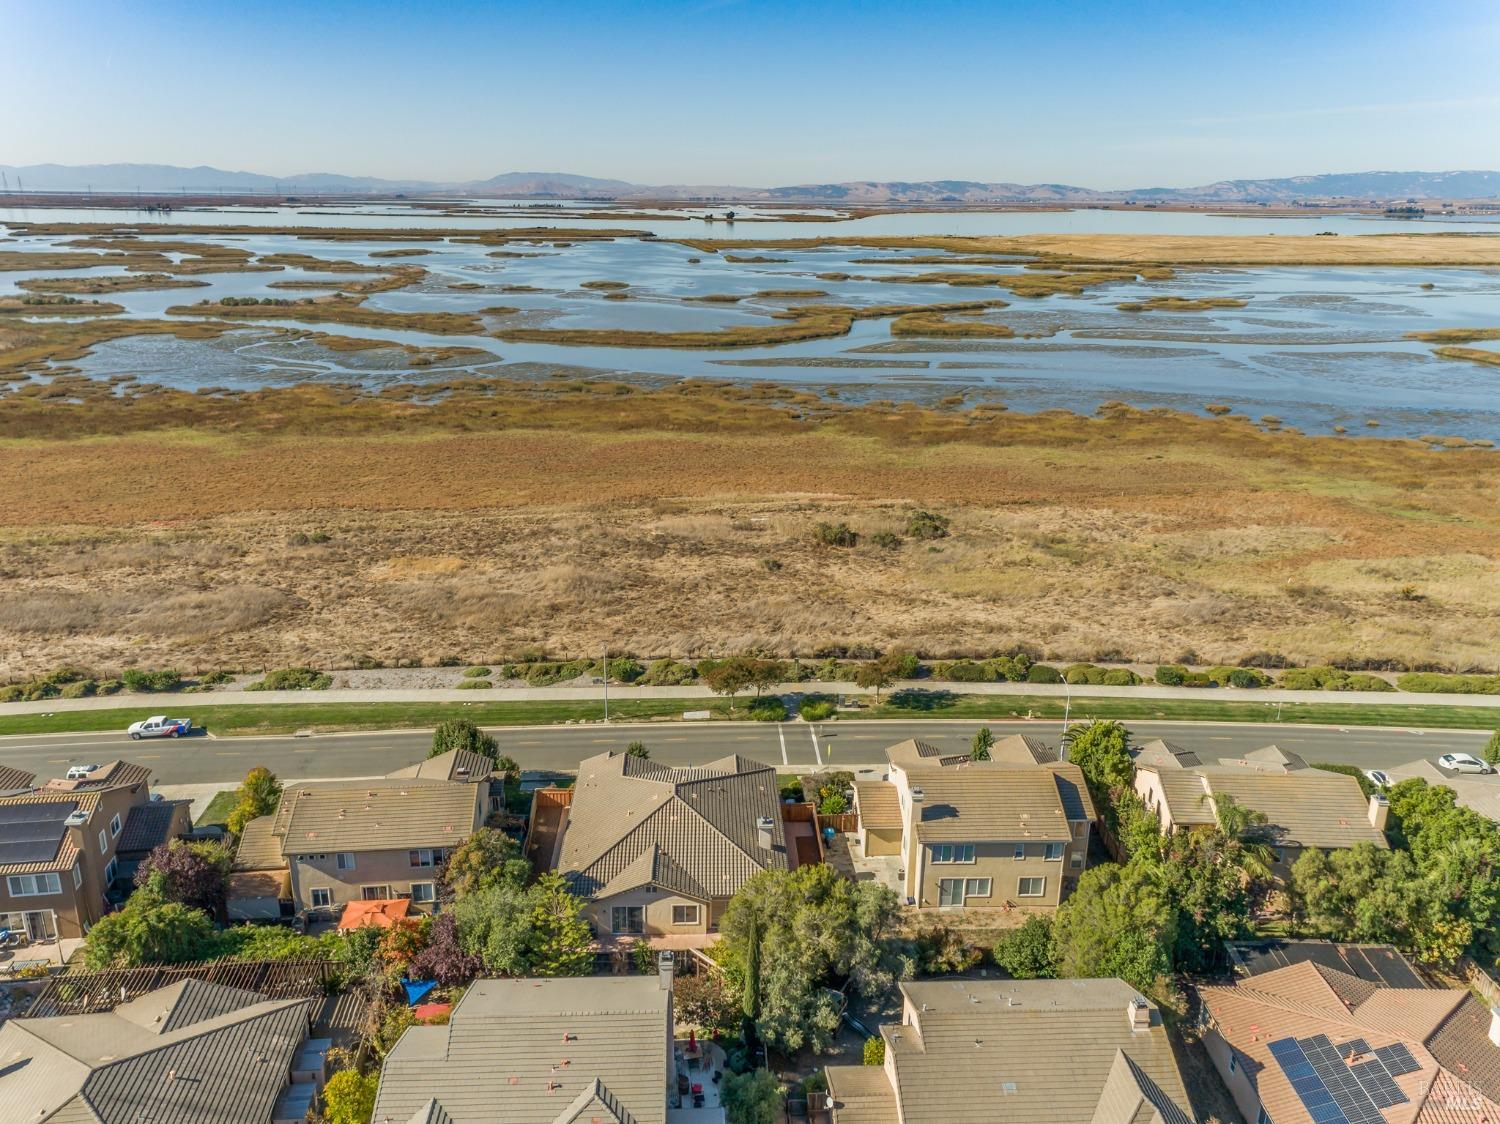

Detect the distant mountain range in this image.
[3,163,1499,204]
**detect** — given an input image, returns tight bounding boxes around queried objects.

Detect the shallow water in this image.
[4,224,1500,440]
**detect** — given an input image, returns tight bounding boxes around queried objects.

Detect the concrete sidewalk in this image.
[4,678,1499,716]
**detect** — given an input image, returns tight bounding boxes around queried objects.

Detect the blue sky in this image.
[5,0,1498,187]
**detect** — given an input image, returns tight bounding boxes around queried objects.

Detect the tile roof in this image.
[43,760,152,794]
[0,795,86,874]
[825,1064,899,1124]
[990,735,1060,765]
[0,979,309,1124]
[276,779,484,855]
[116,800,188,854]
[385,748,494,784]
[371,976,670,1124]
[228,869,287,899]
[1133,739,1204,771]
[556,752,787,902]
[907,762,1094,843]
[854,782,904,831]
[0,765,36,792]
[869,979,1193,1124]
[232,814,284,871]
[1198,961,1500,1124]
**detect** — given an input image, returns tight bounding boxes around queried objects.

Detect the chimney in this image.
[756,816,774,851]
[1368,792,1390,831]
[1489,1006,1500,1048]
[657,949,675,992]
[1128,997,1151,1031]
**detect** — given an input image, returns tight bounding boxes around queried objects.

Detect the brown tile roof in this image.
[907,762,1093,843]
[42,760,152,793]
[990,735,1060,765]
[0,765,36,792]
[1133,739,1204,770]
[877,979,1192,1124]
[276,779,484,855]
[885,738,968,768]
[385,748,494,784]
[1427,995,1500,1107]
[825,1064,899,1124]
[556,752,787,902]
[1198,961,1500,1124]
[854,782,903,830]
[232,814,285,870]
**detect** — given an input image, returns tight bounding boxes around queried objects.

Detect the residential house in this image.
[1224,938,1426,988]
[851,737,1095,910]
[543,751,788,939]
[1133,744,1388,873]
[824,978,1195,1124]
[372,969,678,1124]
[0,760,188,942]
[0,977,326,1124]
[1197,959,1500,1124]
[230,749,490,919]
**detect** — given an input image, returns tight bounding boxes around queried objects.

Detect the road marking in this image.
[808,726,822,766]
[777,725,788,766]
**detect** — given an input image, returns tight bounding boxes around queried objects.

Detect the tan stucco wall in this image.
[289,848,445,912]
[586,887,711,937]
[1202,1026,1265,1124]
[911,837,1084,910]
[862,826,903,857]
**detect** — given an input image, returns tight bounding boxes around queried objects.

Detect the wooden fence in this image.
[817,812,860,835]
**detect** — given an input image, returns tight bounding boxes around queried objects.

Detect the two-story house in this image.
[0,760,189,942]
[853,737,1095,910]
[230,749,491,918]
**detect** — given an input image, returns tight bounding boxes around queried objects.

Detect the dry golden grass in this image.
[890,310,1014,338]
[17,273,209,295]
[2,378,1498,675]
[1433,346,1500,368]
[1408,328,1500,343]
[1117,296,1248,312]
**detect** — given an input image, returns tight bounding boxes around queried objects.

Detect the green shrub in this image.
[245,667,332,691]
[747,697,788,722]
[778,776,806,802]
[1026,663,1062,684]
[198,669,234,685]
[1279,666,1395,692]
[863,1036,886,1065]
[1063,664,1141,686]
[96,678,123,695]
[869,530,902,550]
[1101,669,1139,686]
[938,659,994,683]
[1485,731,1500,765]
[904,510,951,541]
[602,657,643,683]
[121,668,183,692]
[59,679,97,699]
[1155,665,1187,686]
[0,685,21,703]
[812,521,859,547]
[798,697,837,722]
[456,679,493,690]
[637,658,698,686]
[1396,672,1500,695]
[1182,672,1214,687]
[461,666,492,678]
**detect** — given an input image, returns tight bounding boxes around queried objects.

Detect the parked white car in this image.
[1362,769,1391,789]
[126,716,192,740]
[1437,752,1495,775]
[65,764,100,779]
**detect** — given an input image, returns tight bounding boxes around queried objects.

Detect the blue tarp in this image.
[402,978,438,1006]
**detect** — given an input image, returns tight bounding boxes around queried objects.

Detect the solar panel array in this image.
[1267,1034,1411,1124]
[0,800,78,865]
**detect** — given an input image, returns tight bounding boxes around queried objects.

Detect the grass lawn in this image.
[0,691,1495,737]
[194,789,238,829]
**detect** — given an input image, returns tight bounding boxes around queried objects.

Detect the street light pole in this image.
[1061,682,1073,757]
[602,646,609,724]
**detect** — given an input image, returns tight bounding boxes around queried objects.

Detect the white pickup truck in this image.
[126,715,192,740]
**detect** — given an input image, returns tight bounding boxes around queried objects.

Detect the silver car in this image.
[1438,752,1495,775]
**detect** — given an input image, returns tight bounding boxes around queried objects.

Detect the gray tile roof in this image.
[1427,993,1500,1107]
[556,752,787,901]
[1132,740,1203,771]
[371,976,670,1124]
[990,735,1059,765]
[117,800,189,854]
[907,762,1094,842]
[385,749,494,784]
[872,979,1193,1124]
[233,814,284,870]
[0,764,36,792]
[825,1065,899,1124]
[276,778,484,855]
[0,979,309,1124]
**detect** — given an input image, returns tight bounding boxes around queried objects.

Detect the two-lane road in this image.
[0,719,1487,788]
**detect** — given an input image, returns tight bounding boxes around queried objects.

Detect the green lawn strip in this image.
[0,698,735,737]
[0,692,1494,738]
[194,789,239,829]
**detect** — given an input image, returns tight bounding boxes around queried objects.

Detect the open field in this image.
[2,375,1499,677]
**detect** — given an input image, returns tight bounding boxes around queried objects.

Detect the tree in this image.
[1061,720,1134,805]
[449,873,594,977]
[226,766,281,835]
[993,916,1057,979]
[702,656,783,701]
[441,828,529,899]
[83,901,214,969]
[854,661,894,699]
[625,741,650,759]
[526,872,595,976]
[408,913,481,985]
[722,1070,784,1124]
[1052,863,1175,994]
[1486,730,1500,765]
[493,755,520,781]
[863,1036,886,1065]
[674,970,740,1037]
[718,865,907,1053]
[134,839,232,920]
[430,718,498,763]
[321,1069,378,1124]
[970,726,994,761]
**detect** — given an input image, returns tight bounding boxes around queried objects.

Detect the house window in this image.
[7,873,62,897]
[72,863,82,890]
[1013,844,1026,860]
[98,829,107,855]
[409,849,438,868]
[310,888,332,908]
[963,878,991,898]
[361,885,392,900]
[109,813,122,839]
[1045,842,1065,861]
[1071,853,1084,868]
[336,853,356,871]
[1228,1053,1238,1075]
[611,906,644,935]
[1017,876,1046,897]
[1256,1108,1271,1124]
[932,843,975,864]
[672,904,700,925]
[410,883,436,903]
[104,858,118,885]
